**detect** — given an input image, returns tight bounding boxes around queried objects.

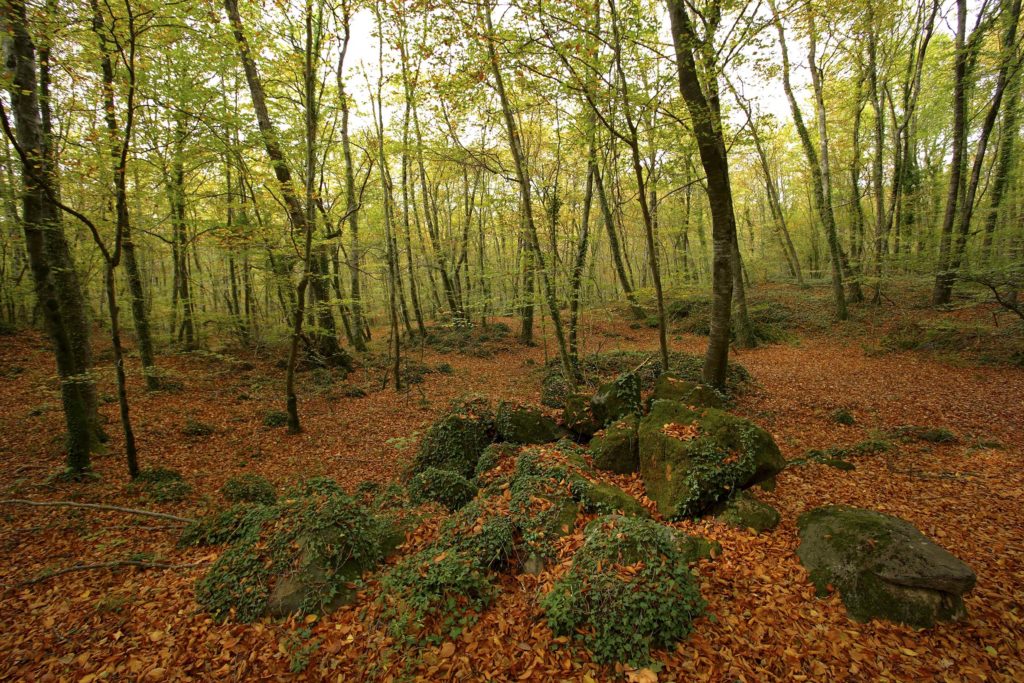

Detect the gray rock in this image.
[797,505,976,627]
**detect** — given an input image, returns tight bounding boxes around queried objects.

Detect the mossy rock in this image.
[639,400,785,519]
[561,393,600,439]
[194,484,394,622]
[408,467,477,511]
[590,414,639,474]
[496,401,565,445]
[541,515,706,666]
[649,374,725,409]
[569,477,648,517]
[590,372,641,427]
[437,500,518,569]
[796,505,976,627]
[474,442,519,484]
[712,490,780,532]
[412,400,495,479]
[510,451,580,570]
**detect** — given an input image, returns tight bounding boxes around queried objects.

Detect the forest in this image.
[0,0,1022,678]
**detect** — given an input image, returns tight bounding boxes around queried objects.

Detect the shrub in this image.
[179,503,273,547]
[542,515,706,665]
[408,467,477,511]
[132,467,192,503]
[831,408,855,426]
[263,410,289,428]
[182,418,215,437]
[222,474,277,505]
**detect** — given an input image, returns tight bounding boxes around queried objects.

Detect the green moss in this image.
[890,425,956,444]
[438,500,518,569]
[569,477,648,517]
[590,414,640,474]
[495,401,564,444]
[831,408,855,426]
[590,372,641,427]
[541,515,706,666]
[714,491,780,532]
[650,375,725,409]
[408,467,477,511]
[474,442,518,484]
[222,474,277,505]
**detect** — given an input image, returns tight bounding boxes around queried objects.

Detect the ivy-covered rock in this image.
[590,414,640,474]
[194,482,395,622]
[541,515,706,665]
[561,393,600,439]
[408,466,478,511]
[510,451,580,571]
[221,473,277,505]
[437,499,518,569]
[569,477,648,517]
[412,398,495,479]
[649,374,725,409]
[496,401,565,445]
[639,400,785,519]
[712,490,780,532]
[474,442,518,484]
[797,505,976,627]
[590,372,641,427]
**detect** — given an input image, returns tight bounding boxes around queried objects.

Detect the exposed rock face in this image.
[590,414,640,474]
[590,372,641,427]
[649,374,725,409]
[496,401,565,444]
[713,490,780,532]
[639,400,785,518]
[797,505,976,627]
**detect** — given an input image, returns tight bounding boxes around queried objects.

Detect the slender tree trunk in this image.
[666,0,738,387]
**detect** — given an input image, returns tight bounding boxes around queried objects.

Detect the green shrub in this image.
[831,408,855,426]
[132,467,192,503]
[542,515,706,665]
[222,473,277,505]
[263,410,289,428]
[182,418,215,437]
[408,467,477,511]
[179,503,274,547]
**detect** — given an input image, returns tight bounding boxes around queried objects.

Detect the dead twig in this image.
[0,499,195,524]
[21,560,207,586]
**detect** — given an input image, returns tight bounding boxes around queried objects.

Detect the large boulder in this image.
[496,401,565,444]
[561,393,600,439]
[412,399,495,479]
[712,490,780,532]
[590,372,641,427]
[797,505,976,627]
[590,414,640,474]
[649,374,725,409]
[639,400,785,519]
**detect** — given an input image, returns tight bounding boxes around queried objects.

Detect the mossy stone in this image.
[562,393,600,439]
[590,372,642,427]
[413,411,494,479]
[650,374,725,409]
[570,477,648,517]
[638,400,785,518]
[797,505,976,627]
[590,414,640,474]
[713,490,780,532]
[496,401,565,444]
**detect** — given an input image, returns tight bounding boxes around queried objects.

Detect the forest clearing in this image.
[2,284,1023,681]
[1,0,1024,678]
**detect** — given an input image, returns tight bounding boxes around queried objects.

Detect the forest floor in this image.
[1,283,1023,682]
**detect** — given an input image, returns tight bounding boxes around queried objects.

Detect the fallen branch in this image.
[0,499,195,524]
[21,560,207,586]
